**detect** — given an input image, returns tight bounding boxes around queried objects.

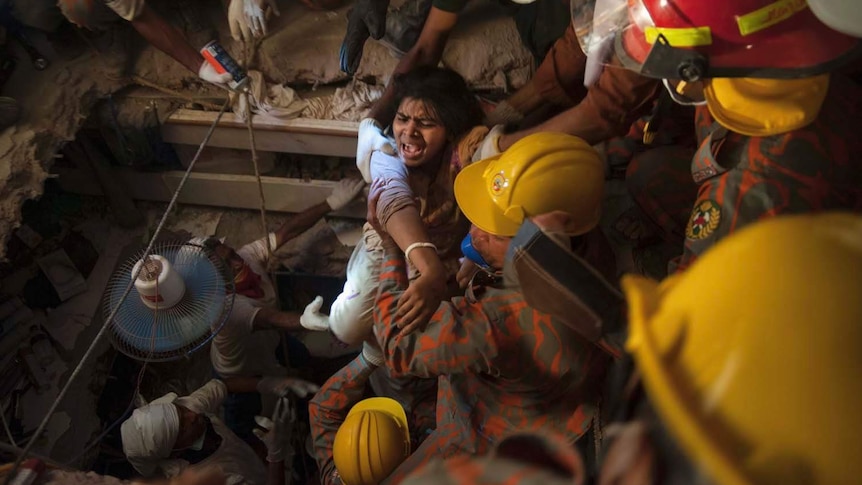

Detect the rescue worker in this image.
[368,132,614,481]
[194,178,364,450]
[575,0,862,272]
[308,344,430,485]
[120,378,315,484]
[401,212,862,485]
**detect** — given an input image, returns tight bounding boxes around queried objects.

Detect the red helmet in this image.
[578,0,862,81]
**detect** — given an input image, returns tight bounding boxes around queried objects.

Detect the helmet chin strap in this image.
[662,79,707,106]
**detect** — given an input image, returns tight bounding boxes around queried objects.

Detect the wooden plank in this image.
[54,166,365,219]
[162,109,360,158]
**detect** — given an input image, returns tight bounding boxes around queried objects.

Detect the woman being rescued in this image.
[301,65,487,439]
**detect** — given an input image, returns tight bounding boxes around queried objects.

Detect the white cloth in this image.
[105,0,145,21]
[232,70,308,122]
[328,223,383,345]
[121,402,179,477]
[129,380,267,485]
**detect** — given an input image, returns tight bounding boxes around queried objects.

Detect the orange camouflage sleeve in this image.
[308,354,377,485]
[373,243,517,378]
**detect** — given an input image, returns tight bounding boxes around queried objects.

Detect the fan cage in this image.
[103,241,235,362]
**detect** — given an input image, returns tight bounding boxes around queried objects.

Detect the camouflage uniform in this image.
[372,240,608,483]
[400,432,583,485]
[308,354,436,485]
[626,74,862,273]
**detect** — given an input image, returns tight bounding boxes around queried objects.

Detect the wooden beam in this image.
[53,165,366,219]
[161,109,360,158]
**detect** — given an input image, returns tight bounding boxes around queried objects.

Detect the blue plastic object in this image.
[461,234,492,271]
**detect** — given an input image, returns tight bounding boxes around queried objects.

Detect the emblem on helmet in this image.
[491,173,508,194]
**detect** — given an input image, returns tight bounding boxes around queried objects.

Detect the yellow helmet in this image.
[333,397,411,485]
[455,132,604,237]
[622,213,862,485]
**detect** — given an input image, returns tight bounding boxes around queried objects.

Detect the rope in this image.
[2,98,231,485]
[63,265,162,467]
[244,92,272,261]
[240,40,280,304]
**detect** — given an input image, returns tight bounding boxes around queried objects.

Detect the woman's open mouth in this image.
[400,142,424,159]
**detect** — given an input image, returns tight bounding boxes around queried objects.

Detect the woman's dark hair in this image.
[391,66,484,142]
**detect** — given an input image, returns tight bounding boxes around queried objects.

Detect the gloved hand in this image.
[361,340,384,367]
[253,397,292,462]
[229,0,281,41]
[485,100,525,126]
[198,60,234,87]
[340,0,391,74]
[356,118,396,183]
[326,178,366,211]
[301,296,330,331]
[472,124,506,162]
[257,376,321,398]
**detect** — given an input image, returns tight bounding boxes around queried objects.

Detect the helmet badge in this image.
[491,172,508,195]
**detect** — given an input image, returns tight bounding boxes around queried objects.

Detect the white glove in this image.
[485,100,524,126]
[257,376,321,398]
[253,397,292,462]
[229,0,280,41]
[300,295,330,331]
[245,0,280,37]
[326,178,366,211]
[198,60,233,86]
[361,340,384,367]
[472,124,506,163]
[356,118,396,183]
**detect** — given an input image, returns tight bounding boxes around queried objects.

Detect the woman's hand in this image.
[396,265,447,335]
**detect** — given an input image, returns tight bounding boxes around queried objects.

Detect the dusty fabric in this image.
[302,80,384,121]
[232,71,308,122]
[121,402,180,477]
[373,245,609,482]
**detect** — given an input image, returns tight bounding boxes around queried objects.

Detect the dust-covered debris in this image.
[0,0,532,260]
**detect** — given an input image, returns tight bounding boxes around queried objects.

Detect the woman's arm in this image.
[367,177,447,335]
